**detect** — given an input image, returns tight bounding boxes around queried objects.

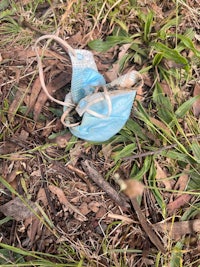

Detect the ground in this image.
[0,0,200,266]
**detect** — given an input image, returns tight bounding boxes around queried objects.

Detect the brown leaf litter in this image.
[167,194,192,215]
[154,219,200,240]
[155,160,174,190]
[48,184,87,221]
[81,160,130,208]
[193,82,200,117]
[32,71,71,121]
[167,165,191,215]
[0,197,38,221]
[105,43,132,82]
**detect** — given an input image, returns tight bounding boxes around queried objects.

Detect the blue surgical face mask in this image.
[35,35,143,142]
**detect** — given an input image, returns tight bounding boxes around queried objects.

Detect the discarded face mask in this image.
[35,35,143,142]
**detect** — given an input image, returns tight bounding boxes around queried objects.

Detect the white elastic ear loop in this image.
[86,86,112,118]
[61,107,81,127]
[34,34,75,108]
[61,88,112,127]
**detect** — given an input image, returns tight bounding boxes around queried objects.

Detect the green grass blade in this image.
[174,33,200,57]
[169,241,183,267]
[191,140,200,163]
[152,42,189,71]
[88,36,132,52]
[125,119,147,140]
[149,161,166,216]
[131,156,152,180]
[113,143,137,162]
[144,11,154,42]
[175,95,200,118]
[153,53,163,66]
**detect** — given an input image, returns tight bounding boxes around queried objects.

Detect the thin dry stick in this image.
[82,161,165,252]
[37,155,57,216]
[123,144,177,161]
[123,134,200,161]
[81,160,130,208]
[131,198,166,253]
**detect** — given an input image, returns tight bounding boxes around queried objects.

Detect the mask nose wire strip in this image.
[34,34,76,108]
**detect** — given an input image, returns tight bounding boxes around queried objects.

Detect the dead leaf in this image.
[27,76,42,112]
[5,66,21,85]
[0,197,37,221]
[6,162,21,183]
[1,47,68,63]
[105,43,132,82]
[88,201,100,213]
[135,78,144,102]
[155,161,173,190]
[48,185,87,221]
[193,83,200,117]
[108,213,134,224]
[149,3,163,19]
[160,80,173,97]
[101,143,112,162]
[19,129,29,141]
[67,164,86,179]
[154,219,200,240]
[49,133,72,148]
[25,216,41,244]
[69,142,83,166]
[30,169,41,177]
[150,118,171,135]
[68,31,83,47]
[143,73,153,87]
[167,194,192,215]
[33,71,71,121]
[8,90,24,122]
[130,198,166,253]
[96,206,107,219]
[174,165,190,193]
[37,188,48,206]
[79,202,90,215]
[82,161,130,208]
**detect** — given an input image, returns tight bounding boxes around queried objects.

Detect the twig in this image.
[81,160,130,208]
[131,198,166,253]
[123,144,177,161]
[37,155,57,216]
[67,164,93,192]
[123,134,200,161]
